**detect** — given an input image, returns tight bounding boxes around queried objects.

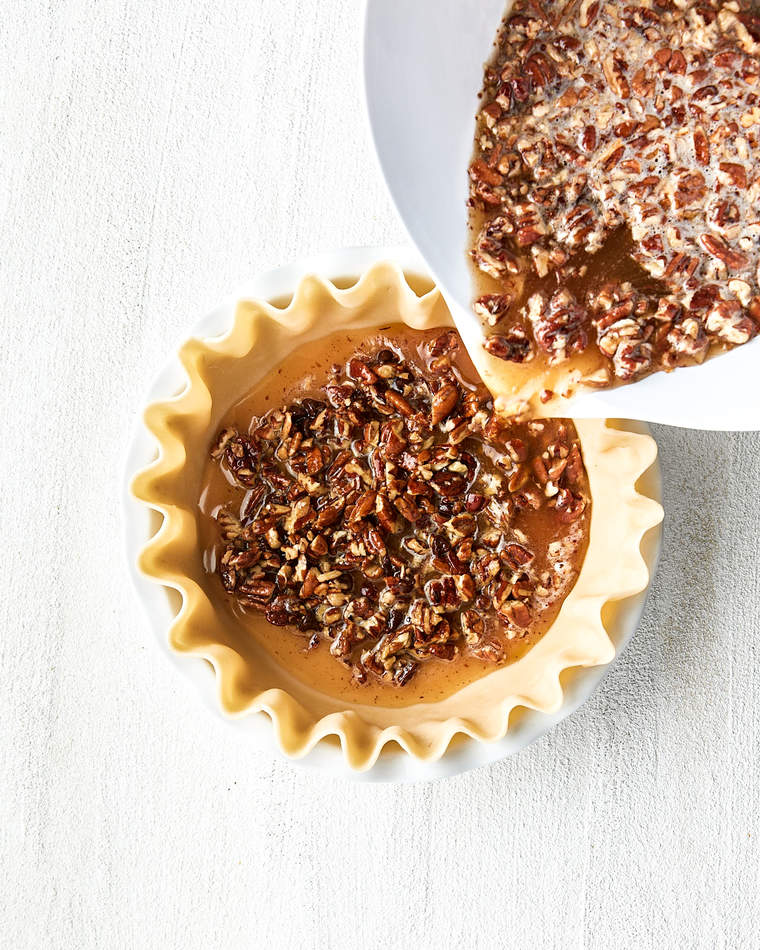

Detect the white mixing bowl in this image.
[363,0,760,430]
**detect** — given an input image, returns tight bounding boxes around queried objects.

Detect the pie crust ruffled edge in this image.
[130,261,664,770]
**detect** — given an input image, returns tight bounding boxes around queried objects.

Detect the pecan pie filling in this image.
[469,0,760,398]
[199,327,591,696]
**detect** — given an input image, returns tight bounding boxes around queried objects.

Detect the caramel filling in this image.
[197,326,591,706]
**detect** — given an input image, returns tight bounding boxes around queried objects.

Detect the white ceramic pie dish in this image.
[362,0,760,430]
[123,245,663,782]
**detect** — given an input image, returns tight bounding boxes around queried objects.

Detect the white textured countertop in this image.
[2,1,758,947]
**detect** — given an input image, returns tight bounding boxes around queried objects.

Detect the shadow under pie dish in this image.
[131,261,663,770]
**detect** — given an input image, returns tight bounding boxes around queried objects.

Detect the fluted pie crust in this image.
[131,262,663,770]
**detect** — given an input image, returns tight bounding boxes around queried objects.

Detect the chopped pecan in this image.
[484,327,533,363]
[698,234,748,271]
[474,293,513,327]
[527,291,588,362]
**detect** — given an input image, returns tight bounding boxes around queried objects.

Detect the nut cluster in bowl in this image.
[207,330,590,687]
[470,0,760,388]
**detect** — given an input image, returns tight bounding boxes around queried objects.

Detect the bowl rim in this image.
[122,244,663,782]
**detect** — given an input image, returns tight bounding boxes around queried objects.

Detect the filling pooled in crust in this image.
[202,329,591,687]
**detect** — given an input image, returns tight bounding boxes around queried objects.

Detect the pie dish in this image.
[467,0,760,416]
[130,258,663,770]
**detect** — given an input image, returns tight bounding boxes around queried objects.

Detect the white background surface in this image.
[1,1,759,947]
